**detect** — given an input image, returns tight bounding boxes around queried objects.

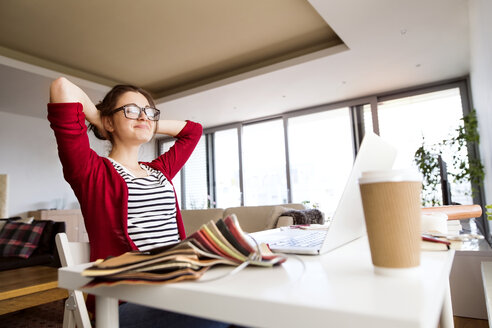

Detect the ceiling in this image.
[0,0,470,128]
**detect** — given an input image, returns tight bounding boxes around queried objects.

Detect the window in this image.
[214,128,241,208]
[242,119,288,205]
[362,104,374,134]
[158,140,182,206]
[183,136,208,209]
[287,108,354,216]
[157,79,480,221]
[377,88,472,205]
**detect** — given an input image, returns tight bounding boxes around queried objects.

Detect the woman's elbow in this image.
[49,77,73,103]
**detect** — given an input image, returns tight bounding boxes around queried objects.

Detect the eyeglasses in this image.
[111,103,160,121]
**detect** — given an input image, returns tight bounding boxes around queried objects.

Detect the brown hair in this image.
[89,84,157,142]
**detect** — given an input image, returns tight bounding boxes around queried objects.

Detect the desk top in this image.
[59,236,454,328]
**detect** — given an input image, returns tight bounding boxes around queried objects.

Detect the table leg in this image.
[440,282,454,328]
[96,296,119,328]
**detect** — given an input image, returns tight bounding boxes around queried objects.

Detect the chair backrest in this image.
[56,233,90,267]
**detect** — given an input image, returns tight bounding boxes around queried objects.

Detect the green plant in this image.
[486,204,492,220]
[414,110,484,206]
[414,144,441,206]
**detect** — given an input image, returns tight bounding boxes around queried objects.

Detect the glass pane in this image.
[158,140,182,206]
[173,171,182,207]
[183,136,208,209]
[378,88,472,205]
[288,108,354,217]
[215,129,241,208]
[242,119,288,205]
[363,104,373,134]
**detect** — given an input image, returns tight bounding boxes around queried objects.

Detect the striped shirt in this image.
[108,158,180,251]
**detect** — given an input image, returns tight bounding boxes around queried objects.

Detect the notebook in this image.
[250,132,397,255]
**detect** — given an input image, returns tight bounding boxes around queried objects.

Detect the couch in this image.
[181,203,307,235]
[0,218,66,271]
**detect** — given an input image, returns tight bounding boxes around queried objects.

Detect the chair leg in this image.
[63,296,76,328]
[73,291,92,328]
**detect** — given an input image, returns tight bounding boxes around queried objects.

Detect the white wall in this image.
[0,110,156,218]
[469,0,492,207]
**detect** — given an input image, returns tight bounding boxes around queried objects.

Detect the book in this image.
[447,220,462,236]
[82,214,287,286]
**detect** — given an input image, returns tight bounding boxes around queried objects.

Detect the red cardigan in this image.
[48,102,202,262]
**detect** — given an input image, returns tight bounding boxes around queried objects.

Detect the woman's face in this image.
[105,91,156,146]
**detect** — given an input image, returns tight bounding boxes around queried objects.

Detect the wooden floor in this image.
[0,266,67,315]
[453,316,488,328]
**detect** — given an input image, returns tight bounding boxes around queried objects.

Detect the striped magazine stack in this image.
[82,214,286,287]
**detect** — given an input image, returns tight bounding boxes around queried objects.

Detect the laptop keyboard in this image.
[270,230,327,248]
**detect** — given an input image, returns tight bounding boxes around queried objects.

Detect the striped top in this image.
[108,158,180,251]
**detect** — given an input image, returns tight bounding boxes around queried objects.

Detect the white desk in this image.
[58,237,455,328]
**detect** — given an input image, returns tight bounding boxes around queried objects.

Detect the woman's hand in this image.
[50,77,105,136]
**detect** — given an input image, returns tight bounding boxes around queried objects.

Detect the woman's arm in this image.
[148,121,202,180]
[50,77,103,133]
[156,120,187,137]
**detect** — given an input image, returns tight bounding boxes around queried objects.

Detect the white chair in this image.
[56,232,91,328]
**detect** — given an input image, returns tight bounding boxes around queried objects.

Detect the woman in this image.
[48,77,228,327]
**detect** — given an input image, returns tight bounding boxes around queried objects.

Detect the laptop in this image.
[250,132,397,255]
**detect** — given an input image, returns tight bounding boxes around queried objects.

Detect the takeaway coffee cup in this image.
[359,169,422,276]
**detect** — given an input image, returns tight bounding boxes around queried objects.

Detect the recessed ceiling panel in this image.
[0,0,343,97]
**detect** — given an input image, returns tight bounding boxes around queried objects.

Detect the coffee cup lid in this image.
[359,169,422,184]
